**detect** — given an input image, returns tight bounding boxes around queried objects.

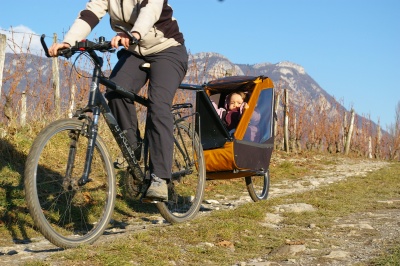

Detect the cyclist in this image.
[48,0,188,202]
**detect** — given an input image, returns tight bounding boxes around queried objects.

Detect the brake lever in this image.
[114,24,139,45]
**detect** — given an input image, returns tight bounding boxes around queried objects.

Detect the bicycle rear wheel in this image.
[24,118,115,248]
[245,170,270,202]
[156,122,206,223]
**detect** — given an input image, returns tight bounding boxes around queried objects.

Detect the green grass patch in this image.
[369,244,400,266]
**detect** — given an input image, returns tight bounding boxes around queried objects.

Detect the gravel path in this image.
[0,156,395,266]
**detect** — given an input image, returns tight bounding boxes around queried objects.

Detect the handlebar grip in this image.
[40,34,72,58]
[58,49,73,58]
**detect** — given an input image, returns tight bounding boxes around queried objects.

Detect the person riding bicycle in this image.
[48,0,188,202]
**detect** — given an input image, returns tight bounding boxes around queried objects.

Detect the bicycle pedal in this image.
[141,196,167,203]
[141,198,159,204]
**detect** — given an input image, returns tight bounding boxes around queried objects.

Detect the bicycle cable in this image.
[68,51,109,80]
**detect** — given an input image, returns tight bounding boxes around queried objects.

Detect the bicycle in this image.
[24,26,206,249]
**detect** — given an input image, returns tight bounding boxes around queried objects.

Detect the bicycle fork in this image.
[62,109,100,190]
[80,107,101,185]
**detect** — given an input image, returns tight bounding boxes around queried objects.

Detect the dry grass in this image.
[36,161,399,266]
[1,125,399,265]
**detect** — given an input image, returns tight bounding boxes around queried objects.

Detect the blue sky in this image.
[1,0,399,129]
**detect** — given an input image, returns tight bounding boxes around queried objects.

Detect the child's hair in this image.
[227,91,246,102]
[225,91,247,110]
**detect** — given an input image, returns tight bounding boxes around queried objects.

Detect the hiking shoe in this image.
[143,174,168,202]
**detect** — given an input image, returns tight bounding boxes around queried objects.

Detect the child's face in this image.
[228,93,243,110]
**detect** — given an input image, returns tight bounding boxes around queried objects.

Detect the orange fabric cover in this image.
[204,142,238,172]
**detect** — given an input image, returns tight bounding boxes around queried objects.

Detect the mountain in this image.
[184,52,385,136]
[3,52,340,108]
[184,52,344,116]
[2,53,52,94]
[2,52,363,127]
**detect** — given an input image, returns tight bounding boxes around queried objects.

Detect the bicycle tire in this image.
[156,122,206,223]
[245,170,270,202]
[24,118,116,249]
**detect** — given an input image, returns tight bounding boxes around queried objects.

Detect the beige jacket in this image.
[63,0,184,55]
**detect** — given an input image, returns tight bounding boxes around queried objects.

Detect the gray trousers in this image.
[106,45,188,179]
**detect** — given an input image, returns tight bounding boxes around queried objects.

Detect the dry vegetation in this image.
[0,31,400,265]
[1,31,399,161]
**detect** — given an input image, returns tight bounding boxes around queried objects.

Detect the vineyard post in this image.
[344,108,355,155]
[0,33,6,98]
[21,91,26,126]
[68,84,76,118]
[375,122,381,159]
[368,136,372,159]
[273,92,279,139]
[343,112,348,148]
[284,88,289,152]
[52,33,61,117]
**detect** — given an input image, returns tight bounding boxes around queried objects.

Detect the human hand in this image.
[48,42,71,57]
[111,32,140,49]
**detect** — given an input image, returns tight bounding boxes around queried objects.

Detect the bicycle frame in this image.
[24,33,207,249]
[75,49,148,186]
[40,34,202,188]
[75,49,200,187]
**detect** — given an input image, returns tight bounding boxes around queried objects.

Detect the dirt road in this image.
[0,156,396,266]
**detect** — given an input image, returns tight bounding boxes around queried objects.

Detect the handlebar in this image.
[41,24,139,59]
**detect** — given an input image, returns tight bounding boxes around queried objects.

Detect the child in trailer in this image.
[213,91,249,133]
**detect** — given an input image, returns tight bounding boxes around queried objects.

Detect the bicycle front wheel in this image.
[245,170,270,202]
[24,118,115,249]
[156,122,206,223]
